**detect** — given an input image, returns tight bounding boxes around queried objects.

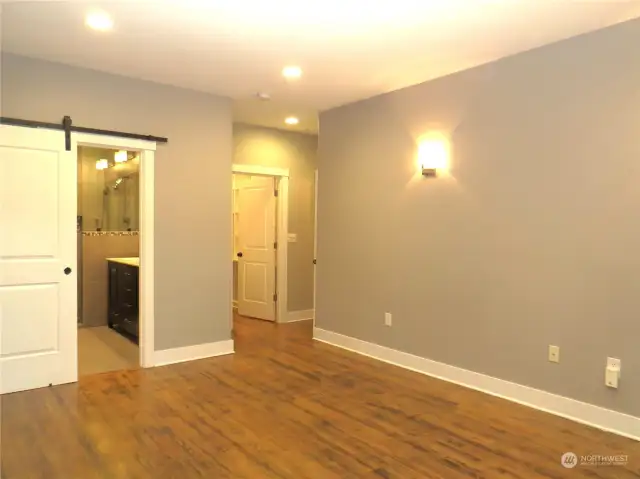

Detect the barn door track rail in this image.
[0,116,168,150]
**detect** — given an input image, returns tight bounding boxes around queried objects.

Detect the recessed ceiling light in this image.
[282,66,302,80]
[86,11,113,32]
[285,117,299,125]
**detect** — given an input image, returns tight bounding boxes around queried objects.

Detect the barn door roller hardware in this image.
[0,116,168,151]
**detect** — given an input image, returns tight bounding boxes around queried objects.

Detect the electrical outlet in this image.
[384,312,392,327]
[606,357,621,377]
[548,345,560,363]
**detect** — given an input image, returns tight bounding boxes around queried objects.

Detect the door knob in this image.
[64,267,72,275]
[237,252,243,258]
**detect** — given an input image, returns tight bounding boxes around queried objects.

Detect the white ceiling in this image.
[2,0,640,134]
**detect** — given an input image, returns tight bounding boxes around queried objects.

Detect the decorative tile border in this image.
[82,231,139,236]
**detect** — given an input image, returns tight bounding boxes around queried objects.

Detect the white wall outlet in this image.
[606,357,621,377]
[384,312,392,327]
[548,345,560,363]
[287,233,297,243]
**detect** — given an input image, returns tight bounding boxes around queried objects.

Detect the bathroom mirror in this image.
[78,146,140,232]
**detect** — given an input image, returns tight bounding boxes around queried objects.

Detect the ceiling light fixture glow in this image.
[282,66,302,79]
[114,150,128,163]
[96,159,109,170]
[285,117,299,125]
[85,11,113,32]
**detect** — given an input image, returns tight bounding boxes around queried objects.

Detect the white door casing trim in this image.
[313,327,640,442]
[232,164,289,324]
[232,164,289,178]
[74,133,156,368]
[313,168,318,327]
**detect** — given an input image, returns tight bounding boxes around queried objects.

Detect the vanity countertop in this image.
[106,257,139,267]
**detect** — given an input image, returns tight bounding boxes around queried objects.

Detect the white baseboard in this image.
[286,309,315,323]
[153,339,234,367]
[313,327,640,441]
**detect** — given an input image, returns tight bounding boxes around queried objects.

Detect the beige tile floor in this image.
[78,326,139,376]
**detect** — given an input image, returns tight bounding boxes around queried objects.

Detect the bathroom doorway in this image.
[77,146,140,376]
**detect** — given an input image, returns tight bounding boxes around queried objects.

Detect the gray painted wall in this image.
[233,123,317,312]
[317,19,640,417]
[1,54,233,351]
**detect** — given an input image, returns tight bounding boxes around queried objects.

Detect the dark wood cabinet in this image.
[107,260,139,343]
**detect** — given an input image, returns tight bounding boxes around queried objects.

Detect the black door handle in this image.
[237,252,243,258]
[64,267,72,275]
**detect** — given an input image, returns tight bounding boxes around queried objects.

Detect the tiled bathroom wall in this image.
[80,232,139,327]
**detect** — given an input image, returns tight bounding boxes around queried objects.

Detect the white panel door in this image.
[0,125,77,394]
[237,175,276,321]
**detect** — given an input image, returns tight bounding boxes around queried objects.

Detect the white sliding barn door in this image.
[0,125,77,394]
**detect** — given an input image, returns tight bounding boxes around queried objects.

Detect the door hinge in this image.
[274,241,277,249]
[273,293,278,302]
[274,188,279,197]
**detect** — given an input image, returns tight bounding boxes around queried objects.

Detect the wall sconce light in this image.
[114,150,128,163]
[418,139,449,177]
[96,158,109,170]
[421,165,437,177]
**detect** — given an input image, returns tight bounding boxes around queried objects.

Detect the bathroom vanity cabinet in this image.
[107,258,139,343]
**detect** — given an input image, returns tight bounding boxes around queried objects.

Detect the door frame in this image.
[232,164,289,324]
[313,168,318,328]
[74,133,156,368]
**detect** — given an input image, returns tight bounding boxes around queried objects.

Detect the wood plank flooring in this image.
[2,315,639,478]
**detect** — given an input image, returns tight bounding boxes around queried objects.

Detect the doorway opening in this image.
[231,164,289,325]
[77,146,140,376]
[76,133,156,375]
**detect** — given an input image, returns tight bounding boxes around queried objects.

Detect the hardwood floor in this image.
[2,314,639,478]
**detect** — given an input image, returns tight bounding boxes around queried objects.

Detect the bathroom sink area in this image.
[106,257,139,267]
[107,257,140,343]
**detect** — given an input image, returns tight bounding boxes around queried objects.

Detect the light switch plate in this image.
[548,345,560,363]
[606,367,620,388]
